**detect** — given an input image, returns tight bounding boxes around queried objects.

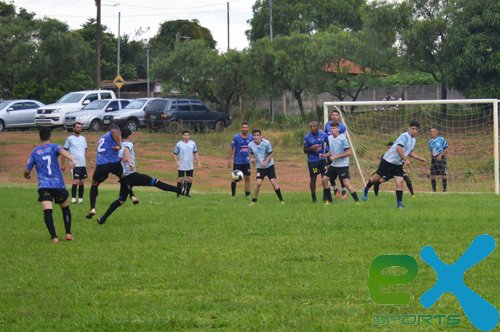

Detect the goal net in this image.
[323,99,499,194]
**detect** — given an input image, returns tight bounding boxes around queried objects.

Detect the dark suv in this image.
[144,98,231,132]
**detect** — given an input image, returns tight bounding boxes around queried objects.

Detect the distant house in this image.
[100,79,163,98]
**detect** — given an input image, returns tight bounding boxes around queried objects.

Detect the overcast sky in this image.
[12,0,255,51]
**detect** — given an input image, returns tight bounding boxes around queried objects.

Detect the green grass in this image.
[0,186,499,331]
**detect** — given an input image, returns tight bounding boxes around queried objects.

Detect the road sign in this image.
[114,74,124,89]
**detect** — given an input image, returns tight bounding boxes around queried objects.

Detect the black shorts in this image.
[233,163,251,177]
[326,166,350,181]
[376,158,404,180]
[38,188,69,203]
[178,170,194,177]
[308,160,327,178]
[126,172,156,187]
[72,167,88,180]
[430,157,447,176]
[92,162,123,183]
[256,165,277,180]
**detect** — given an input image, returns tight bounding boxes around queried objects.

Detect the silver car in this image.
[0,100,45,132]
[64,99,130,131]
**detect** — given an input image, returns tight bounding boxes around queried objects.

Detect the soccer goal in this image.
[323,99,499,194]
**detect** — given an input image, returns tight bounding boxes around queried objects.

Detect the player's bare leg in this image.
[342,178,359,203]
[250,179,263,205]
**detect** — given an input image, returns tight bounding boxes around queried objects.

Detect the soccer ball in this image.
[231,169,244,182]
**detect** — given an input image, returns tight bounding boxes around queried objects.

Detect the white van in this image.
[35,90,116,127]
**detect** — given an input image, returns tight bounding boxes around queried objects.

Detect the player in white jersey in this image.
[64,122,88,204]
[173,130,202,198]
[322,122,360,205]
[97,129,179,224]
[248,129,284,205]
[362,120,426,208]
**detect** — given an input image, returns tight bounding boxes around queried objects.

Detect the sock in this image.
[62,206,71,234]
[365,181,374,191]
[155,180,178,193]
[442,179,447,192]
[90,185,98,209]
[311,192,317,202]
[101,200,122,220]
[351,192,359,202]
[396,190,403,205]
[431,179,437,192]
[404,176,414,195]
[252,198,257,203]
[231,182,236,196]
[177,182,182,196]
[340,182,346,193]
[43,209,57,239]
[78,185,84,198]
[323,188,332,202]
[274,188,283,201]
[373,182,380,196]
[129,188,136,199]
[185,182,192,195]
[71,185,77,198]
[245,191,251,197]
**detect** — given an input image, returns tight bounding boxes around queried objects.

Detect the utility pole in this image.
[117,11,121,97]
[95,0,101,89]
[146,44,150,97]
[227,2,230,51]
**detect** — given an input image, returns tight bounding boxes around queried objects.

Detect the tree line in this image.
[0,0,498,116]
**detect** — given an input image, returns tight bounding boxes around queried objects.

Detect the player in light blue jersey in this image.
[324,109,347,199]
[303,121,330,203]
[86,124,131,219]
[24,128,76,243]
[428,127,449,192]
[174,130,202,198]
[64,122,88,204]
[248,129,284,204]
[97,129,179,224]
[322,122,360,204]
[228,122,253,197]
[362,120,426,208]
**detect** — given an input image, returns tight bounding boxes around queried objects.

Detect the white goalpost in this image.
[323,99,499,194]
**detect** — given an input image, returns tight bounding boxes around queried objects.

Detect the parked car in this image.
[0,100,45,132]
[64,99,130,131]
[35,90,116,128]
[144,98,231,132]
[103,98,159,131]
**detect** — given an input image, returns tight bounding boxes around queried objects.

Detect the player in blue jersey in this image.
[373,142,415,197]
[428,128,449,192]
[174,130,202,198]
[64,122,88,204]
[97,129,179,224]
[86,124,131,219]
[303,121,330,203]
[362,120,426,208]
[24,127,76,243]
[248,129,284,205]
[228,122,253,197]
[324,109,347,199]
[322,122,360,205]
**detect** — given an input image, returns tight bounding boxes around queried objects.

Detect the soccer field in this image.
[0,186,498,331]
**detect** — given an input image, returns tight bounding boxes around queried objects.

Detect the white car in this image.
[64,99,130,131]
[0,100,45,132]
[35,90,116,127]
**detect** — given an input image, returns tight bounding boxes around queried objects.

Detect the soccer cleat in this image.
[64,234,73,241]
[355,202,360,205]
[334,189,340,199]
[71,198,77,204]
[85,208,96,219]
[280,201,285,205]
[362,188,369,201]
[77,198,83,204]
[249,201,256,206]
[341,191,347,200]
[97,216,106,224]
[131,196,139,205]
[324,201,332,206]
[51,237,60,244]
[312,198,317,203]
[397,202,404,209]
[411,195,416,198]
[185,194,192,198]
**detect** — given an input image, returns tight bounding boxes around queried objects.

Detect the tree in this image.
[247,0,365,42]
[443,0,500,98]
